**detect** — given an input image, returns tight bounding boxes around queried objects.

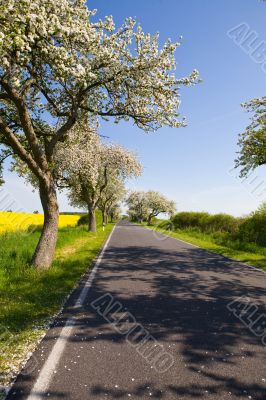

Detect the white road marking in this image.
[26,226,116,400]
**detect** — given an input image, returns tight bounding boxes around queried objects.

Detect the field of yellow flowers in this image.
[0,212,80,233]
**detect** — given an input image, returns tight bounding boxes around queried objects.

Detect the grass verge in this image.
[0,223,114,395]
[144,224,266,271]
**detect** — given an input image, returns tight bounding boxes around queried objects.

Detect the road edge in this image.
[5,224,116,400]
[140,224,266,275]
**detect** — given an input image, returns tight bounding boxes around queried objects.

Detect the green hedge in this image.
[238,214,266,246]
[169,208,266,247]
[171,212,240,234]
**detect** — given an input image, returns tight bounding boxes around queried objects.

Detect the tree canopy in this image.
[127,190,176,224]
[236,97,266,176]
[57,123,142,231]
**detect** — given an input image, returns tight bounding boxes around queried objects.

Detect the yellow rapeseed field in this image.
[0,212,80,233]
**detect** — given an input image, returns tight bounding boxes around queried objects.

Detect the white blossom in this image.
[127,190,176,223]
[55,122,142,212]
[0,0,199,133]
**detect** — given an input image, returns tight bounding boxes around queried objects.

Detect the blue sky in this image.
[3,0,266,216]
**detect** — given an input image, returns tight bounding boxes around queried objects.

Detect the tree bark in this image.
[101,205,109,226]
[32,178,59,269]
[88,207,97,232]
[101,209,108,226]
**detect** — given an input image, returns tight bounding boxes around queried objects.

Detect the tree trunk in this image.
[32,179,59,270]
[101,209,107,226]
[88,207,97,232]
[147,214,153,225]
[101,206,108,226]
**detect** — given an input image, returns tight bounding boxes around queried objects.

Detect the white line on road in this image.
[26,226,116,400]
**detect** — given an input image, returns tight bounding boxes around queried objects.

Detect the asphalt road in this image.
[7,222,266,400]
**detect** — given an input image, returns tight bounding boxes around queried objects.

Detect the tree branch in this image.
[36,84,70,118]
[0,117,45,180]
[0,151,13,164]
[47,115,77,158]
[1,80,48,171]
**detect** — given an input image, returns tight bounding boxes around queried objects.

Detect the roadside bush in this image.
[78,211,103,227]
[171,212,240,235]
[172,212,209,230]
[160,205,266,249]
[238,214,266,246]
[78,214,89,226]
[204,214,240,235]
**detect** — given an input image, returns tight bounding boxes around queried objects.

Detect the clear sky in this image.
[2,0,266,216]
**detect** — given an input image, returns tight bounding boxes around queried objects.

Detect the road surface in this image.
[7,222,266,399]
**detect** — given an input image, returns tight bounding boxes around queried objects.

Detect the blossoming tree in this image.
[234,0,266,178]
[126,191,149,222]
[57,124,142,232]
[127,190,176,224]
[0,0,198,268]
[145,191,176,225]
[235,97,266,177]
[98,179,126,226]
[109,205,122,223]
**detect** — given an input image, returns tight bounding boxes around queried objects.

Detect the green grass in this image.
[0,221,114,394]
[144,223,266,271]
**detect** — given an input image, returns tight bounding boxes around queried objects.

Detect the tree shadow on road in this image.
[80,244,266,399]
[8,242,266,399]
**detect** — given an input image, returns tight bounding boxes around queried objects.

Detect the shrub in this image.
[171,212,210,230]
[238,214,266,246]
[204,213,240,235]
[78,214,89,226]
[171,212,240,235]
[168,206,266,248]
[78,210,102,227]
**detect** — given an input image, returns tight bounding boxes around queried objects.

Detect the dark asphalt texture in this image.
[7,222,266,400]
